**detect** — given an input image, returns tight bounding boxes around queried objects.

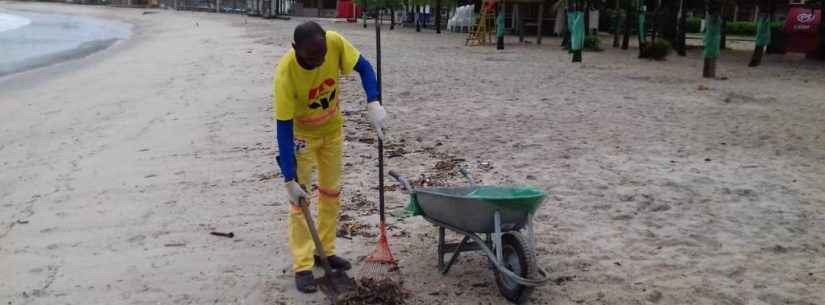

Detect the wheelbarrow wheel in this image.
[493,232,537,304]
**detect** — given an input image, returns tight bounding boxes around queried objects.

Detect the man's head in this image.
[293,21,326,70]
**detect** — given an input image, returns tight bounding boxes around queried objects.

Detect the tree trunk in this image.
[613,0,621,48]
[659,0,679,44]
[436,0,442,34]
[749,1,770,66]
[766,0,781,54]
[816,0,825,59]
[572,1,582,62]
[703,57,717,78]
[390,8,395,30]
[703,0,721,78]
[584,4,590,36]
[749,45,765,66]
[638,2,645,58]
[720,18,727,50]
[363,1,368,28]
[562,7,570,48]
[415,7,421,32]
[497,4,504,49]
[677,0,686,56]
[537,3,544,44]
[622,1,631,49]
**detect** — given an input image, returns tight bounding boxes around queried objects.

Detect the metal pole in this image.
[375,10,385,225]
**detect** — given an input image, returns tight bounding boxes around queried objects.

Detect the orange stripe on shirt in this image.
[297,104,338,126]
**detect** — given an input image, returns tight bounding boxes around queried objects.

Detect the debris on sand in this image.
[337,221,375,239]
[340,278,409,305]
[255,171,280,181]
[385,143,408,158]
[434,159,462,172]
[209,231,234,238]
[343,191,376,215]
[358,137,376,144]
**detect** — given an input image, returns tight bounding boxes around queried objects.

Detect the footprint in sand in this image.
[127,234,146,244]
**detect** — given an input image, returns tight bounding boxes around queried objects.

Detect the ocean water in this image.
[0,9,131,77]
[0,12,31,32]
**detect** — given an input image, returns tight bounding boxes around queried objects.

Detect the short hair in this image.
[293,21,326,47]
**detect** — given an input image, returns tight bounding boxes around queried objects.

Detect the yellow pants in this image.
[288,129,343,272]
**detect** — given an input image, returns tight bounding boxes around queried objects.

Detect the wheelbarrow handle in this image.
[388,170,413,192]
[459,167,476,188]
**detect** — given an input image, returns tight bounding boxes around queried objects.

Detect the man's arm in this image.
[353,55,379,103]
[273,63,298,182]
[275,120,296,182]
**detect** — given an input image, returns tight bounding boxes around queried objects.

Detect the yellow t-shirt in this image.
[273,31,361,136]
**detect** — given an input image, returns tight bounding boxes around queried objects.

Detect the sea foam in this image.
[0,13,31,33]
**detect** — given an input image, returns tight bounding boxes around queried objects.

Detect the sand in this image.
[1,2,824,305]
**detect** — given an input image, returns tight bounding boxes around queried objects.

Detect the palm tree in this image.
[748,0,772,66]
[703,0,721,78]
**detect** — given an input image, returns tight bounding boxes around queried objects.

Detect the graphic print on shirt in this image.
[294,138,307,154]
[308,78,337,110]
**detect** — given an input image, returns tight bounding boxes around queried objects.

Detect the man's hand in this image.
[285,180,308,207]
[367,101,387,140]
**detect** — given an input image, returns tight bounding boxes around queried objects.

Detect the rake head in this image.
[358,223,401,278]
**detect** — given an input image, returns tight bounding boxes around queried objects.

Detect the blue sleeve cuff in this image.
[353,55,379,102]
[275,120,296,182]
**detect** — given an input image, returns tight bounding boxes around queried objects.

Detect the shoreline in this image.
[0,38,122,78]
[0,5,133,80]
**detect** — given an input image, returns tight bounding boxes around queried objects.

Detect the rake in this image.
[359,9,400,280]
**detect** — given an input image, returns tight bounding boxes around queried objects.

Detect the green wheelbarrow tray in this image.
[412,186,546,233]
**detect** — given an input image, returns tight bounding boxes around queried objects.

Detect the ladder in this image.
[465,0,497,46]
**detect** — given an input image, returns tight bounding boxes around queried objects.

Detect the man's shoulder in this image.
[325,30,344,41]
[325,30,351,49]
[275,50,296,74]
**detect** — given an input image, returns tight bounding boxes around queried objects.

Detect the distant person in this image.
[272,21,386,293]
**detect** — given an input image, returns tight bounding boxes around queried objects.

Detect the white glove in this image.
[285,180,308,207]
[367,101,387,140]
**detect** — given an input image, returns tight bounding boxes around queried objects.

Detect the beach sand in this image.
[1,1,824,305]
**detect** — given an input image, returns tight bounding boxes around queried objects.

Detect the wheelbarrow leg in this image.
[494,211,503,263]
[441,235,471,274]
[485,233,493,271]
[527,213,536,251]
[437,226,446,271]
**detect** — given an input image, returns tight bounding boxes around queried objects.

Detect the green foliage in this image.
[641,40,672,60]
[686,17,784,36]
[726,21,756,36]
[584,35,602,51]
[355,0,404,10]
[686,17,701,33]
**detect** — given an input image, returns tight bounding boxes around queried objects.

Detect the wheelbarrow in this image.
[388,169,550,304]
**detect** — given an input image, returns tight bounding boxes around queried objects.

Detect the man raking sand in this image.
[273,21,387,293]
